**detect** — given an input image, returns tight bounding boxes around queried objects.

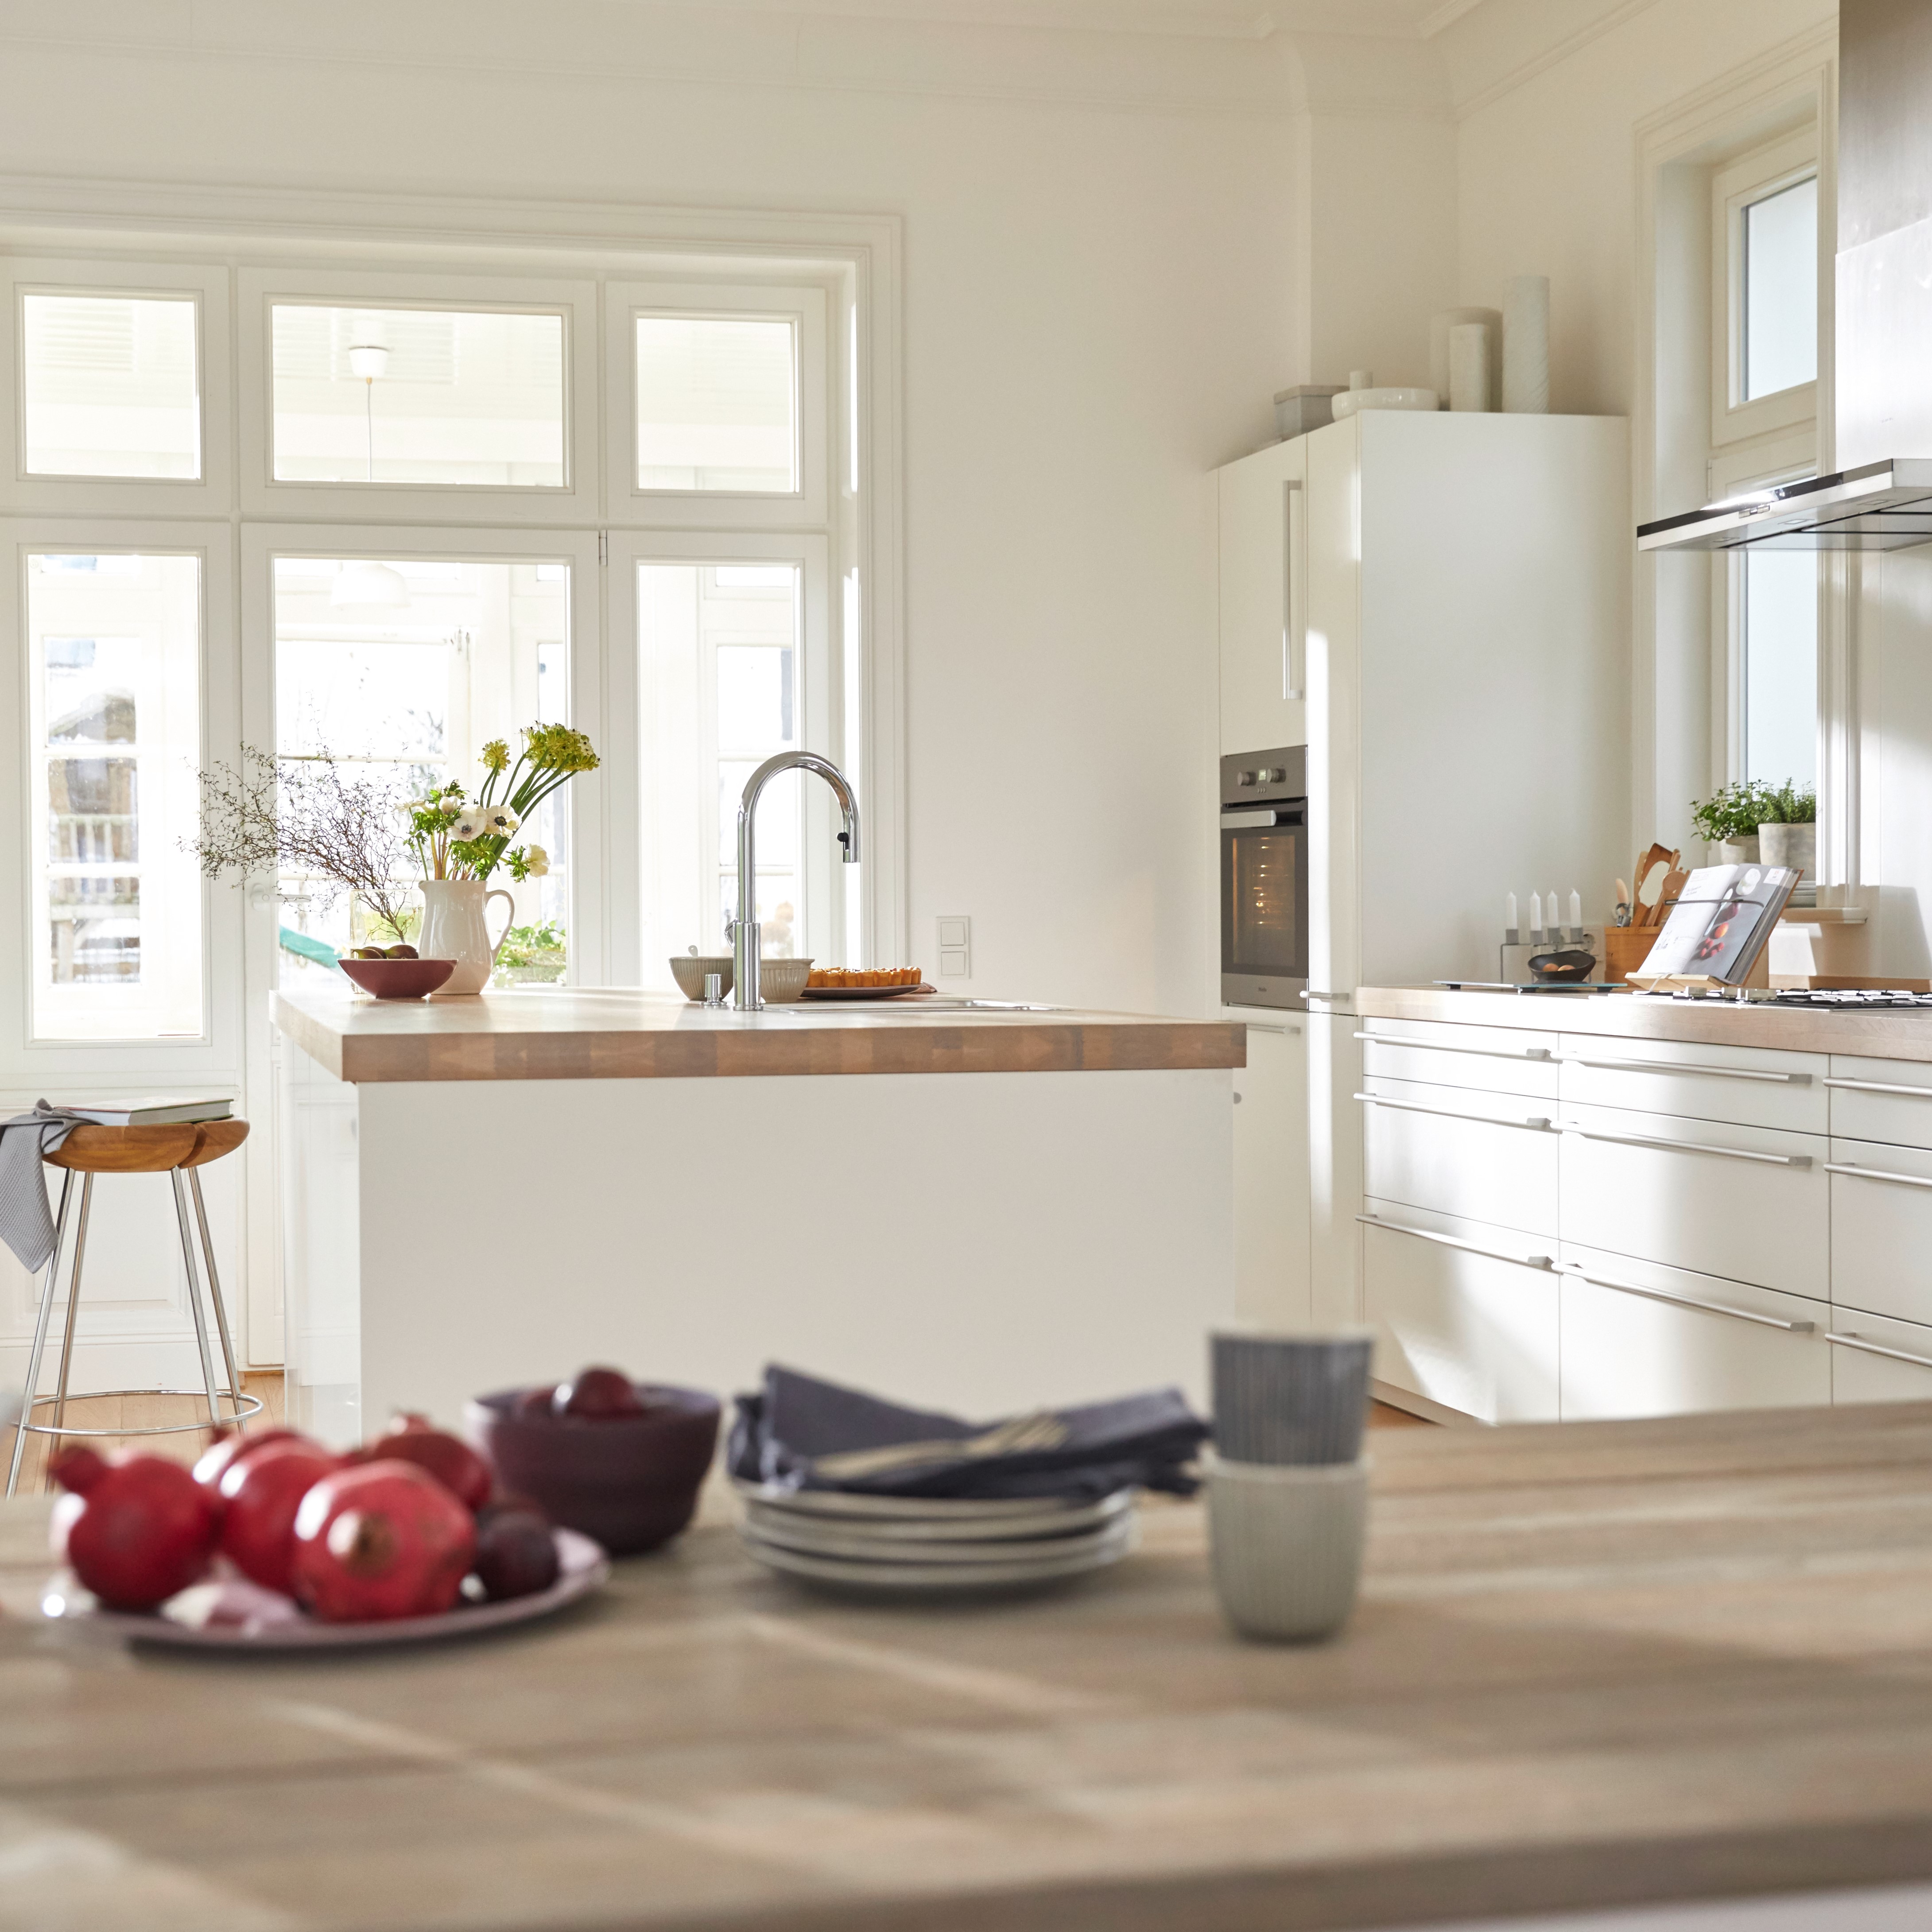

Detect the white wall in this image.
[0,5,1303,1019]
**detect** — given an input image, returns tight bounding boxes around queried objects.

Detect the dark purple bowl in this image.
[464,1383,720,1556]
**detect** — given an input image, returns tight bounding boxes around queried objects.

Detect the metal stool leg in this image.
[187,1169,247,1426]
[171,1170,225,1428]
[7,1172,74,1498]
[43,1174,94,1486]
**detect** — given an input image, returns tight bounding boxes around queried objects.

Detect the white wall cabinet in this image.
[1231,1023,1310,1327]
[1216,438,1305,756]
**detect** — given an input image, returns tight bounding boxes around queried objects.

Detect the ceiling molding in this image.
[1419,0,1486,39]
[1449,0,1666,119]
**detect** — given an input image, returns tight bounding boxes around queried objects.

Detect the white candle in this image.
[1529,892,1543,937]
[1569,889,1583,932]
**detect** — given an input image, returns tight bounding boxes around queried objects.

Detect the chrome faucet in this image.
[729,752,861,1009]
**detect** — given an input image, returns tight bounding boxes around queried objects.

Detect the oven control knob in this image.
[1238,770,1257,786]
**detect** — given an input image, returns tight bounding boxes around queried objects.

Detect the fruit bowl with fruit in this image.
[466,1368,721,1556]
[337,944,456,1001]
[39,1413,608,1652]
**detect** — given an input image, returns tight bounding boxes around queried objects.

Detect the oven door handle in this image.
[1221,809,1304,829]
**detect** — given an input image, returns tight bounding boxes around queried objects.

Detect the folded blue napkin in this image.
[729,1364,1209,1500]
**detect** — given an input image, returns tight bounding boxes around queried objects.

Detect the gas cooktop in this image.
[1768,989,1932,1009]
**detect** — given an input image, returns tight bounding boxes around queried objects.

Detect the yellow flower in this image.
[521,723,600,774]
[480,739,511,773]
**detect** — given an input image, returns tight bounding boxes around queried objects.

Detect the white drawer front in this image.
[1360,1076,1559,1238]
[1357,1021,1559,1102]
[1362,1199,1559,1424]
[1557,1241,1830,1421]
[1827,1055,1932,1149]
[1557,1101,1828,1301]
[1824,1307,1932,1403]
[1558,1035,1825,1134]
[1827,1137,1932,1326]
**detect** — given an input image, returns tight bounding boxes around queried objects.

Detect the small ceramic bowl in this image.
[757,958,815,1003]
[670,955,734,1001]
[465,1383,721,1556]
[1330,386,1439,420]
[338,957,457,1000]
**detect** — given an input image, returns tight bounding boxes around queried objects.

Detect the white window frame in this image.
[239,523,608,995]
[0,517,241,1081]
[1711,127,1822,451]
[237,267,600,527]
[603,278,831,530]
[0,258,234,517]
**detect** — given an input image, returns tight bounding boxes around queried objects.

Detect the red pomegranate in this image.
[50,1447,222,1611]
[192,1427,300,1493]
[290,1461,477,1622]
[348,1413,492,1511]
[218,1439,345,1594]
[554,1366,645,1419]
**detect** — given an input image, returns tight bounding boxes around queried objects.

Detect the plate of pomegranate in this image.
[38,1405,611,1652]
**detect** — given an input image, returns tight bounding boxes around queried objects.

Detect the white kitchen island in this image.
[271,985,1242,1443]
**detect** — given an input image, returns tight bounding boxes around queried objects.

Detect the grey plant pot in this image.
[1760,821,1817,881]
[1716,835,1761,866]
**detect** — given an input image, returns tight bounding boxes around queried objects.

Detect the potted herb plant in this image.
[1755,779,1817,881]
[493,919,570,987]
[1689,780,1773,865]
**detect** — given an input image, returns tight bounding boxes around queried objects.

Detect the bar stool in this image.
[6,1120,263,1496]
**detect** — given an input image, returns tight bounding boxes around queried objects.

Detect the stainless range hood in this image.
[1640,1,1932,554]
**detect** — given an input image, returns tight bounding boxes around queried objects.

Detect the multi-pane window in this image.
[1742,550,1817,790]
[23,293,201,479]
[1741,176,1817,402]
[269,304,567,488]
[637,562,805,982]
[635,316,797,493]
[26,551,203,1039]
[272,556,573,977]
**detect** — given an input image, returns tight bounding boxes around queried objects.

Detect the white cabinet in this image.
[1232,1023,1310,1327]
[1826,1055,1932,1147]
[1557,1242,1830,1420]
[1558,1036,1826,1134]
[1361,1075,1559,1238]
[1827,1137,1932,1326]
[1362,1200,1559,1423]
[1825,1307,1932,1403]
[1216,439,1304,754]
[1359,1020,1560,1103]
[1558,1100,1828,1302]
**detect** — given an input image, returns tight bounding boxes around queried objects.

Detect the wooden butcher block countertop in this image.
[271,985,1245,1082]
[1360,982,1932,1060]
[14,1404,1932,1931]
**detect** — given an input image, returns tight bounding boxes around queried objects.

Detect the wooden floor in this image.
[6,1371,285,1492]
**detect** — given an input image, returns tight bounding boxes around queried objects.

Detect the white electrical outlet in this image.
[936,915,971,978]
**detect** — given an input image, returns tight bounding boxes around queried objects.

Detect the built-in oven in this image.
[1220,746,1308,1011]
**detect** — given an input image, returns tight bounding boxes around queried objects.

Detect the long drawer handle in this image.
[1355,1031,1552,1062]
[1564,1055,1808,1085]
[1825,1330,1932,1371]
[1355,1093,1552,1131]
[1558,1263,1816,1333]
[1824,1077,1932,1099]
[1559,1124,1811,1168]
[1824,1161,1932,1191]
[1358,1214,1553,1271]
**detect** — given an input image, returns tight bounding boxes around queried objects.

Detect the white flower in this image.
[523,845,548,867]
[480,809,519,837]
[524,859,549,878]
[450,812,485,840]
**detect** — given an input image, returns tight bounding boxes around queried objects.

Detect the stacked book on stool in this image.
[1207,1331,1372,1642]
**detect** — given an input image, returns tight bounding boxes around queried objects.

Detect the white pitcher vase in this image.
[417,877,515,997]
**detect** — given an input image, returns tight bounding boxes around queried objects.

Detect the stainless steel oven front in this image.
[1220,746,1308,1010]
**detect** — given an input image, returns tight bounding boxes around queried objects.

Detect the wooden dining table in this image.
[12,1403,1932,1931]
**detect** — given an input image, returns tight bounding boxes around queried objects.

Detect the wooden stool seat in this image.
[43,1119,250,1174]
[8,1115,258,1494]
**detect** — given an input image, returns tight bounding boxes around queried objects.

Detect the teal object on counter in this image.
[278,926,340,969]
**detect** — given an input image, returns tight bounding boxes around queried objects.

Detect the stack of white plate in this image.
[734,1480,1138,1597]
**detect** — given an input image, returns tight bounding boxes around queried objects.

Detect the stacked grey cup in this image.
[1206,1330,1372,1642]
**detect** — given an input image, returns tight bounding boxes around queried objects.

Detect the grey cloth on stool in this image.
[0,1103,87,1274]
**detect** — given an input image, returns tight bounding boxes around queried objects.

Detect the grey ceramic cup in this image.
[1207,1452,1368,1643]
[1211,1330,1372,1466]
